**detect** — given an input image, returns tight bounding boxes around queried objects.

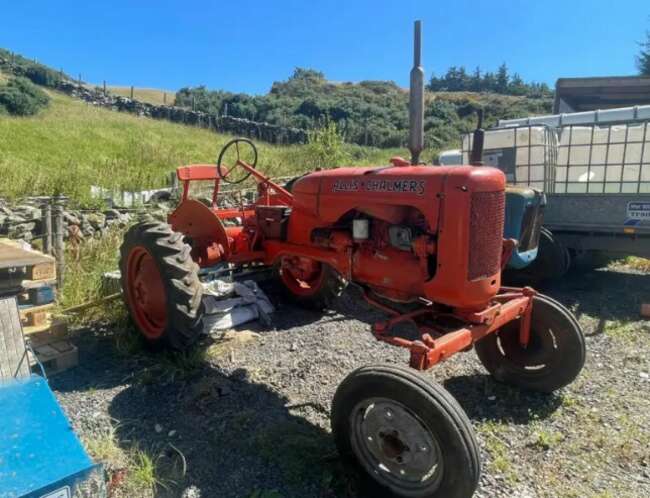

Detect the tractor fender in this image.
[168,199,233,265]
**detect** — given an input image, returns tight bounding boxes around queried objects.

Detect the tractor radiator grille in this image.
[468,191,505,281]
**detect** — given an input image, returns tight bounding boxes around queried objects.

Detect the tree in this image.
[496,63,509,94]
[637,30,650,76]
[289,68,325,82]
[508,73,527,95]
[470,67,482,92]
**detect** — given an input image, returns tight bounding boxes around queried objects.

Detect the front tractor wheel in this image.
[474,294,585,393]
[279,257,346,310]
[332,365,480,498]
[120,221,204,350]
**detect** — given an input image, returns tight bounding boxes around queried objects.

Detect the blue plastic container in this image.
[0,375,105,498]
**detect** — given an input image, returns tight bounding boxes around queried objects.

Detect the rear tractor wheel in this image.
[119,221,204,350]
[474,294,585,393]
[332,365,480,498]
[279,256,346,310]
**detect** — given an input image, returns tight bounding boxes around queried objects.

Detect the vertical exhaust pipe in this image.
[409,20,424,165]
[470,109,485,166]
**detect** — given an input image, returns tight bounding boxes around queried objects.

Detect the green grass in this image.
[58,225,127,319]
[83,424,178,497]
[477,421,519,485]
[621,255,650,272]
[0,89,405,205]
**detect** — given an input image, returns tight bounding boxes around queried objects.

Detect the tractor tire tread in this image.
[331,364,480,498]
[475,294,585,393]
[120,221,204,350]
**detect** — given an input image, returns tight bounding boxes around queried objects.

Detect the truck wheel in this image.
[521,228,571,282]
[331,365,480,498]
[474,294,585,393]
[120,221,204,350]
[570,250,613,273]
[279,257,346,310]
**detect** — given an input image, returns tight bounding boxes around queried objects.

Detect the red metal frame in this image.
[168,153,536,372]
[363,287,535,370]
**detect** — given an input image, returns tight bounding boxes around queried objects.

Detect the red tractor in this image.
[119,22,585,498]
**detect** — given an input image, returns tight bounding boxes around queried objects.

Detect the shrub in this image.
[24,64,63,87]
[0,76,49,116]
[303,121,349,169]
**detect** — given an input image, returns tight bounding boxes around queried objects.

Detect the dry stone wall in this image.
[0,52,308,145]
[60,82,308,145]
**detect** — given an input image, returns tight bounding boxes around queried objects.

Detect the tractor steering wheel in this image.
[217,138,258,184]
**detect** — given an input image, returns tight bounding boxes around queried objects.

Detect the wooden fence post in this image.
[130,86,134,99]
[169,171,179,196]
[53,197,65,289]
[163,92,167,105]
[41,200,52,255]
[78,74,82,87]
[103,80,107,95]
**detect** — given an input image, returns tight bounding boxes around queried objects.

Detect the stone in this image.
[86,212,106,230]
[63,211,81,226]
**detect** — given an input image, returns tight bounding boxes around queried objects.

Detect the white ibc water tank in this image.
[498,104,650,128]
[462,126,554,191]
[438,149,463,165]
[556,123,650,193]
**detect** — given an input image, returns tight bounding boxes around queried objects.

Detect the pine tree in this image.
[470,66,482,92]
[457,66,469,91]
[427,72,441,91]
[637,30,650,76]
[496,63,509,93]
[509,73,527,95]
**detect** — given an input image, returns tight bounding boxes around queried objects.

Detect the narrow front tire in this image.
[331,364,480,498]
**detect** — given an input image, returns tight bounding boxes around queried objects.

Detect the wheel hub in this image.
[280,256,325,295]
[126,246,167,339]
[351,398,441,487]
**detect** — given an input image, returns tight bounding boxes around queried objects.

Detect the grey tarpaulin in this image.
[202,280,274,333]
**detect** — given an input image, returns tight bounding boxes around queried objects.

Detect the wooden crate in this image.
[32,340,78,375]
[23,317,67,336]
[19,303,55,327]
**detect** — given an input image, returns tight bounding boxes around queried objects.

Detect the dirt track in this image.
[52,265,650,498]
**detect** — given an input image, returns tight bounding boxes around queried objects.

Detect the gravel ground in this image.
[51,265,650,498]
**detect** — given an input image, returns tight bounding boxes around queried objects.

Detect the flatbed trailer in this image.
[460,108,650,277]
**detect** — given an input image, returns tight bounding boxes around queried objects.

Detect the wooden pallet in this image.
[23,317,67,336]
[0,297,31,381]
[0,239,56,293]
[31,340,78,376]
[19,302,55,327]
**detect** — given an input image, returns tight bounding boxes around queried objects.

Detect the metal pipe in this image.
[409,20,424,165]
[470,109,485,166]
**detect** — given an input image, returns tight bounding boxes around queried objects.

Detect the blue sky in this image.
[2,1,648,94]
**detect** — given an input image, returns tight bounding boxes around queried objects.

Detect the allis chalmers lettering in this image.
[332,178,425,195]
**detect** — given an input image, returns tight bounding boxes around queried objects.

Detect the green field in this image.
[105,85,176,106]
[0,88,404,205]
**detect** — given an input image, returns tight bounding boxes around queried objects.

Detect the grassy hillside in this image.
[177,69,553,149]
[106,86,175,106]
[0,88,403,205]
